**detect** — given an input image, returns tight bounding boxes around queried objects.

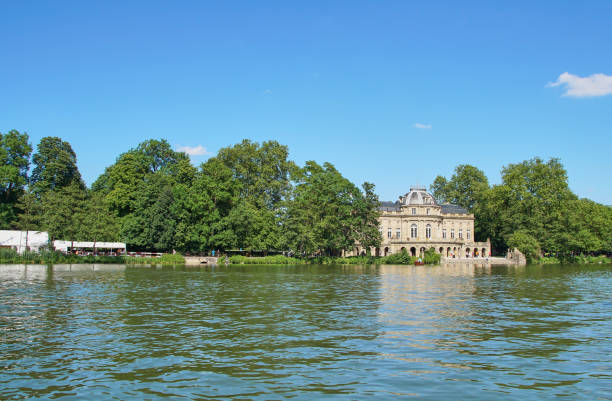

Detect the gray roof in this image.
[378,202,469,215]
[440,204,469,214]
[379,201,401,212]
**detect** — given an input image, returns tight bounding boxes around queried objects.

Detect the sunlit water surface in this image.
[1,263,611,400]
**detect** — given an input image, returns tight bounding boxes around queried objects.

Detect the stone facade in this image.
[349,187,490,259]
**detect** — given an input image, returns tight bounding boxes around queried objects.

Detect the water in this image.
[1,263,611,400]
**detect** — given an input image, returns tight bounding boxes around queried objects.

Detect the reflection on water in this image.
[0,263,610,400]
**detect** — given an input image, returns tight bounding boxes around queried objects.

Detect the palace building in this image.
[353,186,490,259]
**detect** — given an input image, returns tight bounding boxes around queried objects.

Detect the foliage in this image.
[4,132,612,262]
[434,157,612,258]
[125,253,185,265]
[430,165,489,211]
[228,254,305,265]
[430,164,490,241]
[538,255,611,264]
[423,247,441,264]
[31,136,83,195]
[0,130,32,227]
[40,182,87,241]
[79,192,121,245]
[0,249,125,264]
[284,161,381,256]
[381,249,415,265]
[507,230,541,263]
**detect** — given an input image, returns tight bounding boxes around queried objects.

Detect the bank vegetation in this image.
[2,129,611,264]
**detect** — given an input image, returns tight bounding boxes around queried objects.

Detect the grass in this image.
[225,249,441,266]
[0,248,185,265]
[538,255,611,264]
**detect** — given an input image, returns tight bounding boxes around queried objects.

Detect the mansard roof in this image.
[440,204,469,214]
[379,201,401,212]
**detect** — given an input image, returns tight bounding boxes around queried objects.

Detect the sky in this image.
[2,1,611,204]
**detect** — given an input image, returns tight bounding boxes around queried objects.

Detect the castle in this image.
[352,186,490,259]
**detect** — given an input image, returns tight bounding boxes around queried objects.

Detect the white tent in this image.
[0,230,50,253]
[52,240,127,254]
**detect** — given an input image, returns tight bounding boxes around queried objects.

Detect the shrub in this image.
[507,230,541,263]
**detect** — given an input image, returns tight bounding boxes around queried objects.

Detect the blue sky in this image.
[2,1,611,203]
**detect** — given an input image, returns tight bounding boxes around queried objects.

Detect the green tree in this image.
[79,193,120,253]
[214,139,294,251]
[135,139,189,173]
[507,230,540,263]
[353,182,382,253]
[431,164,490,242]
[430,164,489,211]
[40,182,87,244]
[118,172,178,252]
[31,137,83,195]
[217,139,294,209]
[14,190,42,250]
[0,130,32,227]
[284,161,378,256]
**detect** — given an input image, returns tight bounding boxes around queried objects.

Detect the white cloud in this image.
[547,72,612,97]
[176,145,211,157]
[414,123,432,130]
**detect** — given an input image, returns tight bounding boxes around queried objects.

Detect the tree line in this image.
[1,131,381,255]
[3,129,611,260]
[430,160,612,260]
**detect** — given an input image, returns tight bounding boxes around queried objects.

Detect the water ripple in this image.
[0,263,611,400]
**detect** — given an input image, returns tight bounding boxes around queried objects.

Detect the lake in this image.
[1,263,610,400]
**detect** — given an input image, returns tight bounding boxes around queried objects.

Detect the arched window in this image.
[411,224,417,238]
[426,224,431,239]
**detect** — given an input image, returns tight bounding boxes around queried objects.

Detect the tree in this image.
[353,182,382,252]
[217,139,294,209]
[507,230,540,263]
[213,140,295,251]
[14,190,42,250]
[136,139,189,174]
[429,176,449,204]
[40,182,87,245]
[430,165,489,211]
[31,137,83,195]
[79,193,120,253]
[284,161,379,256]
[0,130,32,227]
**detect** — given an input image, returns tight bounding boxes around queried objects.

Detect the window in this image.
[451,229,455,239]
[387,228,392,239]
[459,229,463,239]
[442,229,447,239]
[411,224,417,238]
[396,229,401,239]
[467,229,471,240]
[412,208,416,215]
[426,208,430,215]
[426,224,431,239]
